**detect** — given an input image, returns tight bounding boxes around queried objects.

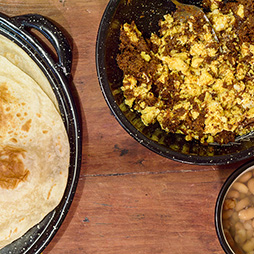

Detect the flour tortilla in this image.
[0,34,59,110]
[0,55,69,249]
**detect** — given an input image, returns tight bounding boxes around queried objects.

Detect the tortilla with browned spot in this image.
[0,55,69,249]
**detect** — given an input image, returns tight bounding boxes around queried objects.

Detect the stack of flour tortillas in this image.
[0,34,69,249]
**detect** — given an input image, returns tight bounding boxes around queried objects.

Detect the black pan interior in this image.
[97,0,254,164]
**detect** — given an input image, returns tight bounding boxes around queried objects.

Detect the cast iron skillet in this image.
[0,13,81,253]
[96,0,254,165]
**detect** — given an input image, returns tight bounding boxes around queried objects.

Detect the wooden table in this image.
[0,0,250,253]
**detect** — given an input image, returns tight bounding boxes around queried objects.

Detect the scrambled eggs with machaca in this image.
[117,0,254,144]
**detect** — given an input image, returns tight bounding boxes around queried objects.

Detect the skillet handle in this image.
[10,14,72,79]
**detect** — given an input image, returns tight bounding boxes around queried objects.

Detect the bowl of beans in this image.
[215,161,254,253]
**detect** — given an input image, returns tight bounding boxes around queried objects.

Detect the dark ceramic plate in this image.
[0,13,81,253]
[96,0,254,165]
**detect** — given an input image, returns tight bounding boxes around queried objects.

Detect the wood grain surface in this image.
[0,0,251,253]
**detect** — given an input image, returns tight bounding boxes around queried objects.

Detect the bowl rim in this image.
[95,0,254,165]
[214,160,254,253]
